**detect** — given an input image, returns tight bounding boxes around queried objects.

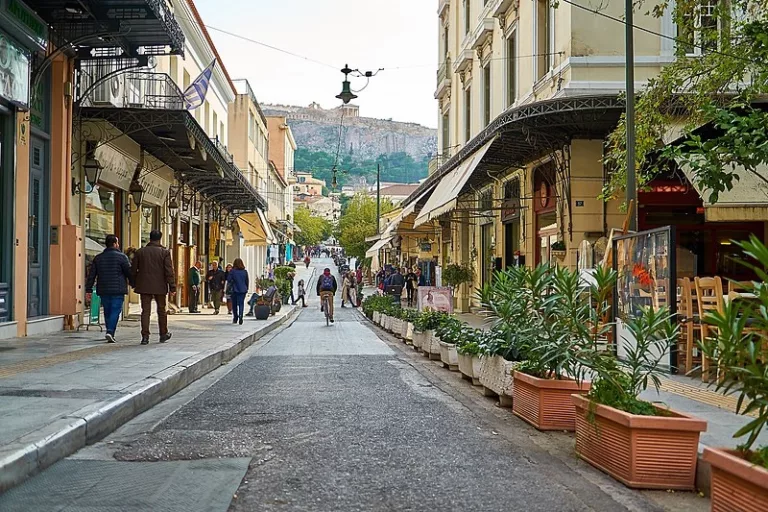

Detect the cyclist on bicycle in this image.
[316,268,338,323]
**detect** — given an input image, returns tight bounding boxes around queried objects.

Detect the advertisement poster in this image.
[417,286,453,313]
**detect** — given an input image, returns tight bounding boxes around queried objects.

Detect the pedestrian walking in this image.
[224,263,233,314]
[188,261,202,313]
[295,279,307,307]
[340,271,352,308]
[207,261,226,314]
[304,254,311,268]
[131,230,175,345]
[85,234,132,343]
[204,262,214,308]
[227,258,249,325]
[287,268,297,305]
[405,268,417,307]
[347,271,358,307]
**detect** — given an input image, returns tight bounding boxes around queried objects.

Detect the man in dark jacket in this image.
[85,235,131,343]
[207,261,226,315]
[188,261,202,313]
[131,230,176,345]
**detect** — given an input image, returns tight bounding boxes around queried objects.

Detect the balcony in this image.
[24,0,184,56]
[453,49,474,75]
[468,17,496,51]
[78,69,267,213]
[428,147,456,176]
[491,0,516,17]
[435,57,451,99]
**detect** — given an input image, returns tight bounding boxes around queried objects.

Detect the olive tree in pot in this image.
[511,265,616,431]
[443,263,474,312]
[700,235,768,509]
[572,306,707,490]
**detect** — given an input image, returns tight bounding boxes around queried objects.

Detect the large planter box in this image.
[412,330,427,350]
[458,353,475,382]
[382,315,391,331]
[704,447,768,511]
[438,340,459,371]
[572,394,707,490]
[400,320,410,341]
[373,311,381,325]
[512,371,590,431]
[424,331,441,360]
[478,355,517,407]
[392,318,403,336]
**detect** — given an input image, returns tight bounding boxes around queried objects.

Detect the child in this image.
[296,279,307,307]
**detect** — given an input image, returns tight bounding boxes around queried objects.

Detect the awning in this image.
[237,213,269,246]
[679,161,768,221]
[414,138,496,227]
[382,187,436,237]
[365,236,394,258]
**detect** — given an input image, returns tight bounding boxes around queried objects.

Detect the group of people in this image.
[85,230,276,344]
[375,266,425,307]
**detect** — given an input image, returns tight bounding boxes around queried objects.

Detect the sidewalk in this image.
[0,265,314,492]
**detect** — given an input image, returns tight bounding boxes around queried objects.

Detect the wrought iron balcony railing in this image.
[210,136,234,164]
[78,62,185,111]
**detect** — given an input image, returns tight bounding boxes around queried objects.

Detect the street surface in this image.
[0,259,705,511]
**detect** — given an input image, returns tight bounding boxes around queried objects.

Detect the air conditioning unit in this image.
[91,74,125,108]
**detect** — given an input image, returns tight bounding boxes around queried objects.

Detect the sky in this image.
[193,0,439,128]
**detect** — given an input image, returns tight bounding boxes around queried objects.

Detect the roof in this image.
[376,184,420,197]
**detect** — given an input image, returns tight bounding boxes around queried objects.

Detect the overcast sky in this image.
[194,0,438,129]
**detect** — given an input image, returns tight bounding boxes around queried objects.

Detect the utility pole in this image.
[625,0,637,231]
[376,162,381,234]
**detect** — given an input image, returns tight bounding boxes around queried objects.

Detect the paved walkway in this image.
[0,264,315,492]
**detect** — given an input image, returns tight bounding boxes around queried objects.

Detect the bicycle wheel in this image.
[324,296,330,326]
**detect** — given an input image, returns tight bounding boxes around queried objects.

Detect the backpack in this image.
[320,274,334,291]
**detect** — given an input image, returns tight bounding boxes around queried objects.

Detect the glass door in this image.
[27,140,47,317]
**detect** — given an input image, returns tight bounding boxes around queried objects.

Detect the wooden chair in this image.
[695,276,725,381]
[675,278,701,374]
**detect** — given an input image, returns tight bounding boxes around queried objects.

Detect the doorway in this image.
[27,139,48,318]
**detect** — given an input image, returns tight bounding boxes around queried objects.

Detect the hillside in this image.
[263,103,437,186]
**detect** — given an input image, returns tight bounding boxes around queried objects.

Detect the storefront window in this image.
[140,206,158,246]
[85,184,117,274]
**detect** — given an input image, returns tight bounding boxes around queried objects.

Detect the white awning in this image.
[365,235,394,258]
[679,160,768,221]
[413,138,496,228]
[383,187,436,237]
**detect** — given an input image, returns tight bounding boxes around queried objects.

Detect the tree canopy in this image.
[604,0,768,204]
[293,206,332,247]
[336,193,396,259]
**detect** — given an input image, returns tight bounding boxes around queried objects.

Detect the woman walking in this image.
[227,258,249,325]
[224,263,233,314]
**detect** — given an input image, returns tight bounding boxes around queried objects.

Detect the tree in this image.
[336,193,395,259]
[604,1,768,204]
[294,206,331,247]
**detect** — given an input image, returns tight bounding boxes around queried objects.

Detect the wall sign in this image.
[94,144,134,191]
[575,200,584,207]
[139,171,171,207]
[501,197,521,222]
[0,31,30,108]
[2,0,47,51]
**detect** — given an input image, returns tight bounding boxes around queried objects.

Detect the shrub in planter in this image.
[477,328,522,406]
[414,310,446,357]
[456,329,486,385]
[511,265,616,431]
[700,235,768,509]
[573,307,706,490]
[435,316,463,370]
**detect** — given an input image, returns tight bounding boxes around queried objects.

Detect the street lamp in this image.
[335,65,358,105]
[126,179,145,213]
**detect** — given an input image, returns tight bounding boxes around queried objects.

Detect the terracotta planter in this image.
[704,447,768,511]
[512,371,590,431]
[478,355,517,407]
[571,394,707,490]
[412,330,426,350]
[438,340,459,370]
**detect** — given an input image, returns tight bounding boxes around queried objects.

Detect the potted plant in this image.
[443,263,474,312]
[252,278,274,320]
[571,306,707,490]
[510,265,614,431]
[413,309,444,358]
[550,240,566,259]
[435,315,463,371]
[390,307,404,337]
[400,309,417,343]
[456,328,486,385]
[700,235,768,508]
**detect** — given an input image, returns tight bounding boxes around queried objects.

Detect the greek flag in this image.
[183,59,216,110]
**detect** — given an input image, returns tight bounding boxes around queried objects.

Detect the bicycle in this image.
[322,293,331,326]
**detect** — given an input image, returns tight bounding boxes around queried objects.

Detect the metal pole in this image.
[625,0,637,231]
[376,163,381,234]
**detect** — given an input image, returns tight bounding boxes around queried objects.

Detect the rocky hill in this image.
[262,103,437,162]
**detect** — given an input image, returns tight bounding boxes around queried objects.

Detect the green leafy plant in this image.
[579,306,679,416]
[434,316,464,345]
[361,294,393,318]
[273,266,296,281]
[414,309,446,332]
[442,263,474,289]
[701,235,768,466]
[551,240,566,251]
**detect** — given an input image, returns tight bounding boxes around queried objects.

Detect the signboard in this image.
[417,286,453,313]
[2,0,48,51]
[501,197,520,222]
[0,31,30,108]
[94,144,134,191]
[138,171,171,206]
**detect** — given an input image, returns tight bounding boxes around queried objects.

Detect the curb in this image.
[0,307,301,493]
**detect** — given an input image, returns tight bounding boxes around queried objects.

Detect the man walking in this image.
[131,230,176,345]
[85,234,132,343]
[188,261,202,313]
[207,261,226,315]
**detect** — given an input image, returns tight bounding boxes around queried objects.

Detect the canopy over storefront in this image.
[679,162,768,222]
[414,138,496,228]
[237,209,275,246]
[365,235,394,258]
